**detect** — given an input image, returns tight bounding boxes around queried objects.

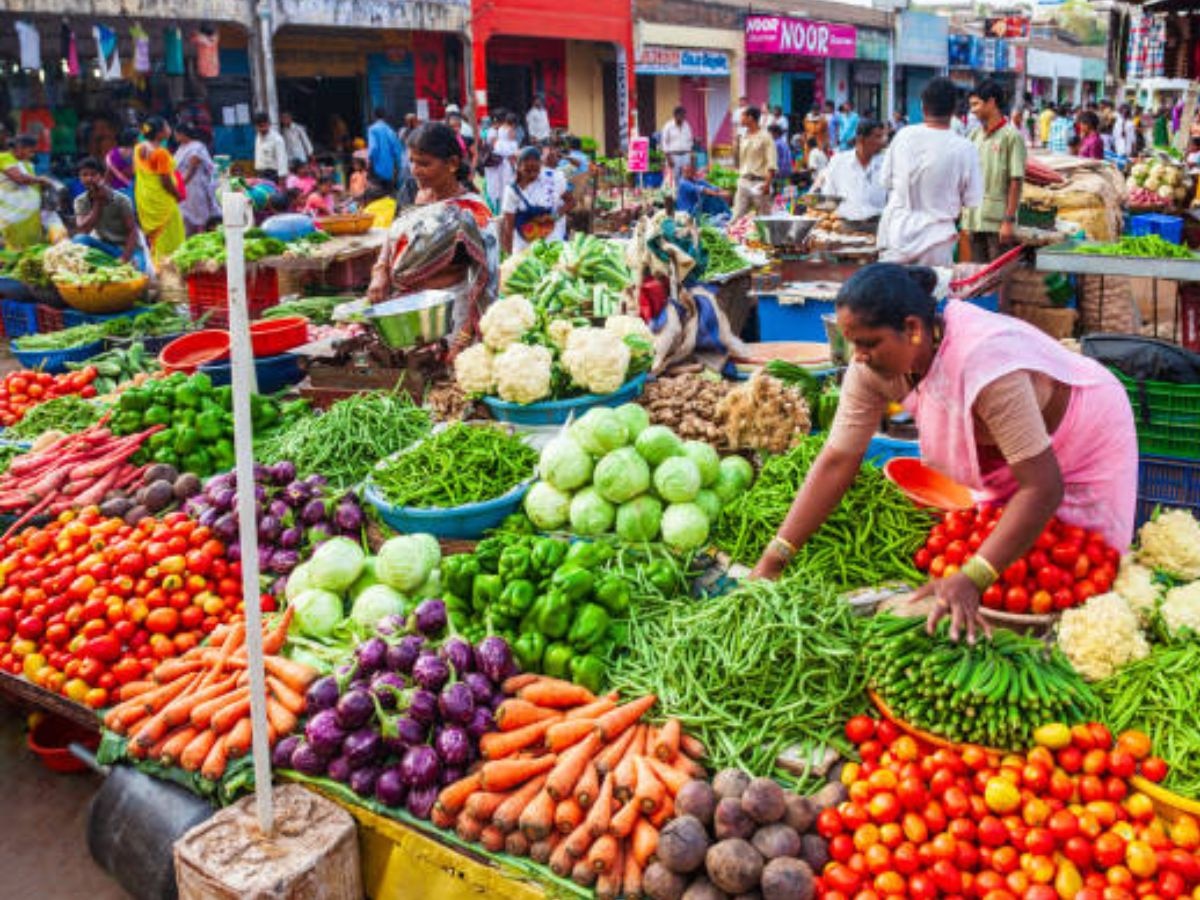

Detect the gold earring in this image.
[910,334,920,345]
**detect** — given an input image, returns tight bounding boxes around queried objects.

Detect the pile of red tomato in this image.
[818,717,1198,900]
[0,508,255,709]
[0,367,98,427]
[913,506,1121,615]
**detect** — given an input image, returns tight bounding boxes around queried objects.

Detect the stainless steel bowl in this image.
[755,215,818,247]
[805,194,844,213]
[365,290,456,348]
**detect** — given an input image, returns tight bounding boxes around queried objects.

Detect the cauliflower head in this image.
[604,315,653,343]
[1113,557,1162,617]
[454,344,495,396]
[1161,581,1200,639]
[547,318,575,351]
[1056,592,1150,682]
[562,327,631,395]
[480,296,536,351]
[1138,509,1200,580]
[493,343,553,404]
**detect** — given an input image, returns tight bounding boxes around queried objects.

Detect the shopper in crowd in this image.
[772,105,789,135]
[1011,108,1033,148]
[823,100,838,150]
[962,79,1026,264]
[253,112,288,182]
[526,94,552,144]
[1038,103,1056,148]
[105,128,137,199]
[302,174,340,216]
[1187,136,1200,167]
[398,113,420,149]
[876,77,982,266]
[447,110,476,172]
[804,105,829,154]
[731,107,777,219]
[750,263,1137,643]
[360,180,398,229]
[805,136,829,177]
[769,124,793,194]
[72,156,144,270]
[1077,110,1104,160]
[838,102,860,152]
[485,112,521,214]
[174,122,220,236]
[501,145,571,255]
[0,135,52,250]
[368,108,406,192]
[661,107,694,188]
[675,162,729,218]
[1048,105,1076,154]
[815,118,887,222]
[348,150,369,198]
[890,110,907,134]
[445,104,473,140]
[279,111,314,168]
[134,117,184,264]
[1113,104,1136,157]
[1153,105,1171,150]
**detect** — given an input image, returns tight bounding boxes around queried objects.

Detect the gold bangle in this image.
[974,554,999,582]
[961,556,998,592]
[770,535,798,563]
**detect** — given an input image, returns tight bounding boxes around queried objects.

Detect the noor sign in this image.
[744,14,857,59]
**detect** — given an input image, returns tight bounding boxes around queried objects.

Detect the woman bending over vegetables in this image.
[751,264,1137,643]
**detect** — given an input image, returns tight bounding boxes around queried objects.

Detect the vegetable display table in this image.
[0,669,100,733]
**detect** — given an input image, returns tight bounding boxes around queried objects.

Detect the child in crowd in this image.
[302,174,340,216]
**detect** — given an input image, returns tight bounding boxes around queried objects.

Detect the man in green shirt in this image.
[962,79,1026,264]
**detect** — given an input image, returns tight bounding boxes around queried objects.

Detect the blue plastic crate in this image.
[61,305,147,329]
[1136,455,1200,528]
[865,434,921,468]
[1128,213,1184,245]
[481,374,647,426]
[757,295,836,342]
[1,300,39,339]
[10,340,104,373]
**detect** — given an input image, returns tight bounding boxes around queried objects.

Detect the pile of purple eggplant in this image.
[183,461,365,579]
[274,598,518,820]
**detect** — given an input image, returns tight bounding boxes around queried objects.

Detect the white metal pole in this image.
[222,191,272,835]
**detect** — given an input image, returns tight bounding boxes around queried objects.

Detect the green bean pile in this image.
[372,423,538,509]
[608,570,868,788]
[1095,642,1200,797]
[1071,235,1195,260]
[7,396,106,439]
[699,226,747,277]
[256,391,432,490]
[0,444,26,474]
[713,436,937,585]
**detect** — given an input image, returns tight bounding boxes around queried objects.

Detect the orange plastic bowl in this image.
[883,457,974,512]
[159,330,231,374]
[250,316,309,357]
[27,715,100,774]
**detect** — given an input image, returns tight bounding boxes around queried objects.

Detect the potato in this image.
[644,862,690,900]
[742,778,787,825]
[706,838,764,895]
[761,858,814,900]
[676,779,718,826]
[807,781,847,812]
[683,877,730,900]
[713,769,752,801]
[751,824,801,860]
[783,794,816,835]
[658,815,710,874]
[798,835,828,873]
[714,797,756,841]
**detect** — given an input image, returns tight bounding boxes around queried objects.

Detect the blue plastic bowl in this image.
[482,374,648,426]
[199,352,303,393]
[865,434,921,468]
[11,340,104,373]
[362,478,532,539]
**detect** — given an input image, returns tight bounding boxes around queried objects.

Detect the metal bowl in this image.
[755,215,818,247]
[804,194,844,213]
[365,290,456,348]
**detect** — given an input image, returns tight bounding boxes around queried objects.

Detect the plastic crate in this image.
[757,295,836,342]
[186,268,280,326]
[11,340,104,373]
[35,304,64,334]
[1115,369,1200,461]
[1129,213,1184,245]
[61,305,146,329]
[1136,455,1200,528]
[1,300,39,339]
[199,352,304,394]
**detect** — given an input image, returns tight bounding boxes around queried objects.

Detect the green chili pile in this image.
[713,435,936,584]
[372,423,538,509]
[7,396,106,438]
[699,226,748,277]
[1070,235,1196,260]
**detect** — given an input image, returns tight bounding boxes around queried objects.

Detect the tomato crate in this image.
[1136,455,1200,528]
[1,300,39,339]
[186,267,280,327]
[35,303,64,334]
[1115,369,1200,462]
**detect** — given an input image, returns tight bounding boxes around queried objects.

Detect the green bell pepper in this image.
[119,388,150,412]
[594,574,631,617]
[174,382,201,408]
[530,538,568,576]
[542,642,575,679]
[473,536,508,574]
[569,654,605,693]
[646,559,679,594]
[565,540,613,569]
[195,409,225,441]
[143,404,172,427]
[442,556,478,599]
[522,589,572,639]
[498,580,536,619]
[471,574,503,614]
[551,566,594,603]
[567,603,611,651]
[183,449,210,474]
[173,428,199,456]
[498,545,532,581]
[513,632,546,672]
[443,592,471,618]
[214,385,234,410]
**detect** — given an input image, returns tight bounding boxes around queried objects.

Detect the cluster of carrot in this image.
[101,609,318,781]
[433,674,706,899]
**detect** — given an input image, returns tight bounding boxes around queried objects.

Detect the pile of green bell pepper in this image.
[110,371,306,476]
[442,534,633,693]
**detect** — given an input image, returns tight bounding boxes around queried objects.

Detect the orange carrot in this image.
[479,826,505,853]
[104,700,151,734]
[622,848,643,900]
[594,695,657,742]
[575,762,601,809]
[594,725,637,776]
[436,773,483,817]
[200,733,229,780]
[192,685,249,729]
[494,698,562,732]
[225,717,252,757]
[132,711,172,749]
[430,806,456,830]
[612,728,645,801]
[631,817,659,867]
[180,728,218,772]
[672,753,706,779]
[502,673,541,694]
[550,830,580,876]
[583,772,614,838]
[646,755,691,796]
[163,673,238,728]
[465,790,511,823]
[530,833,559,865]
[571,859,598,889]
[563,818,596,860]
[547,732,602,801]
[118,680,156,702]
[652,718,681,762]
[518,678,596,709]
[587,834,620,873]
[266,697,297,737]
[152,658,204,684]
[456,815,485,843]
[144,728,176,762]
[563,694,619,721]
[519,787,557,841]
[649,793,674,828]
[159,725,200,765]
[555,797,585,835]
[596,844,623,900]
[545,718,597,754]
[505,830,531,858]
[609,797,641,839]
[260,607,294,655]
[263,653,317,694]
[266,674,306,715]
[211,695,252,734]
[480,755,557,793]
[680,733,706,759]
[202,620,245,682]
[633,756,666,814]
[492,773,549,833]
[479,718,557,760]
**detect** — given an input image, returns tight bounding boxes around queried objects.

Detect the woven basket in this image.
[53,276,148,314]
[316,213,374,236]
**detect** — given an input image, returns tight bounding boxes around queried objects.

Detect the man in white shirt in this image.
[526,95,551,143]
[279,111,313,167]
[815,118,888,222]
[446,104,473,139]
[760,101,776,131]
[253,112,289,182]
[1114,103,1137,157]
[660,107,694,187]
[877,77,983,266]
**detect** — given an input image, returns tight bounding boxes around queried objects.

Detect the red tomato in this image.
[1094,832,1127,869]
[1003,586,1030,615]
[914,548,932,571]
[846,715,876,744]
[931,860,962,894]
[1003,558,1029,586]
[1141,756,1169,783]
[982,584,1004,609]
[144,607,180,635]
[908,873,937,900]
[1074,579,1099,605]
[818,807,845,838]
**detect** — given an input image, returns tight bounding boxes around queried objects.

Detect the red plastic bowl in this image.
[27,715,100,774]
[159,329,231,374]
[250,316,309,356]
[883,457,974,512]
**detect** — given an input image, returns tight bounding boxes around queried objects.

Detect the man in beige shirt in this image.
[732,106,777,218]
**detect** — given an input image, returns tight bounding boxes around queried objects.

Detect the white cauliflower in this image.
[1113,557,1162,617]
[453,344,495,396]
[604,314,653,343]
[562,327,631,395]
[1138,508,1200,580]
[479,296,536,351]
[1056,592,1150,682]
[547,319,574,351]
[1161,581,1200,639]
[493,343,553,404]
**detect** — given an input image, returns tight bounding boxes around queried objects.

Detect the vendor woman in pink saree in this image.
[751,263,1137,642]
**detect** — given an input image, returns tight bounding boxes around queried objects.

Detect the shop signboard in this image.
[895,11,949,68]
[636,47,730,77]
[628,136,649,173]
[744,15,857,60]
[276,0,467,31]
[984,17,1030,39]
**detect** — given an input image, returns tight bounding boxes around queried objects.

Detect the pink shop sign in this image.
[745,14,857,59]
